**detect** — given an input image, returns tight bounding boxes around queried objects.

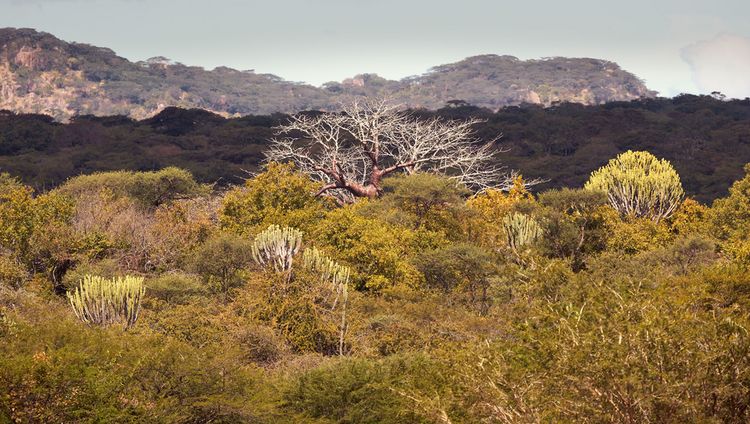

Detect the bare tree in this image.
[265,98,518,202]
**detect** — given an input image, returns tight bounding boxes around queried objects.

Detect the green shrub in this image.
[414,243,497,313]
[537,188,612,270]
[364,314,431,356]
[313,205,422,291]
[377,173,470,236]
[646,235,717,276]
[283,354,458,423]
[190,232,253,296]
[235,272,341,355]
[710,164,750,264]
[59,167,206,208]
[0,183,73,266]
[606,216,673,254]
[146,272,207,303]
[61,258,121,291]
[0,296,273,423]
[0,254,28,289]
[234,323,287,365]
[144,298,227,349]
[244,225,352,355]
[463,256,750,423]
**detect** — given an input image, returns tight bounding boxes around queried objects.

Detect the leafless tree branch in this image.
[266,98,525,201]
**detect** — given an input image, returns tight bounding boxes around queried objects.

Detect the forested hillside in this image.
[0,28,655,121]
[1,94,749,202]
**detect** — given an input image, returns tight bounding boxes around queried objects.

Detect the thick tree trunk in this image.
[342,181,379,199]
[314,163,408,199]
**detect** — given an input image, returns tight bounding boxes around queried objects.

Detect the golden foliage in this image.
[466,175,534,248]
[220,162,328,234]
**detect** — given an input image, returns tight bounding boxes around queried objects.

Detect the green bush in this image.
[442,258,750,423]
[364,314,431,356]
[377,173,470,236]
[414,243,497,313]
[313,205,422,291]
[710,164,750,264]
[0,254,28,289]
[241,274,341,355]
[0,183,73,267]
[606,216,673,254]
[283,354,459,424]
[59,167,207,208]
[189,232,253,296]
[0,295,273,423]
[146,272,207,303]
[537,188,611,270]
[645,235,717,276]
[234,323,287,365]
[61,258,121,291]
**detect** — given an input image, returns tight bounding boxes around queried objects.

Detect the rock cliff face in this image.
[0,28,657,121]
[328,55,656,109]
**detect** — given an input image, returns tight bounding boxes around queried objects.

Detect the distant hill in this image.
[1,95,748,203]
[0,28,656,121]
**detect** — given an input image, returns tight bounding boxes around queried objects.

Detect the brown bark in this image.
[314,159,419,199]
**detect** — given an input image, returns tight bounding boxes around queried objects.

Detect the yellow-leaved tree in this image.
[220,162,329,234]
[466,176,534,249]
[710,164,750,264]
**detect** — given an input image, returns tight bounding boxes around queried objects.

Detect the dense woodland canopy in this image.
[2,94,750,202]
[2,123,750,421]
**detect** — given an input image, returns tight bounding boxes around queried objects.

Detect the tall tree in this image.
[265,99,514,202]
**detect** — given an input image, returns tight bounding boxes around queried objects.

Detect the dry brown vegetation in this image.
[2,152,750,422]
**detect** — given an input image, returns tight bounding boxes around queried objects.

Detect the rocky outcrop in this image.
[0,28,657,121]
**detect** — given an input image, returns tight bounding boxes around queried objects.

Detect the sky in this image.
[1,0,749,98]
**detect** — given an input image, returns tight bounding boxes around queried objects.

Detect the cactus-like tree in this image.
[251,225,351,355]
[503,212,542,256]
[66,275,145,330]
[302,246,350,355]
[303,247,350,282]
[251,225,303,272]
[585,150,684,223]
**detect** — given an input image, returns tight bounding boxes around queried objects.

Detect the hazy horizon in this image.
[2,0,750,98]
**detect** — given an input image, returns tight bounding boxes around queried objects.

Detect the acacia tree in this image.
[265,98,515,202]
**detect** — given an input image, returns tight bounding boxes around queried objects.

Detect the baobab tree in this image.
[265,98,518,202]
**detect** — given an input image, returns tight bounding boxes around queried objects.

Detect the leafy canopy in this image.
[220,162,327,234]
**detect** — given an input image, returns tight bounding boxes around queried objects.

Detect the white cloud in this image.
[682,33,750,99]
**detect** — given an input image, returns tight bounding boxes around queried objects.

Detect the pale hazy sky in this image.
[2,0,750,98]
